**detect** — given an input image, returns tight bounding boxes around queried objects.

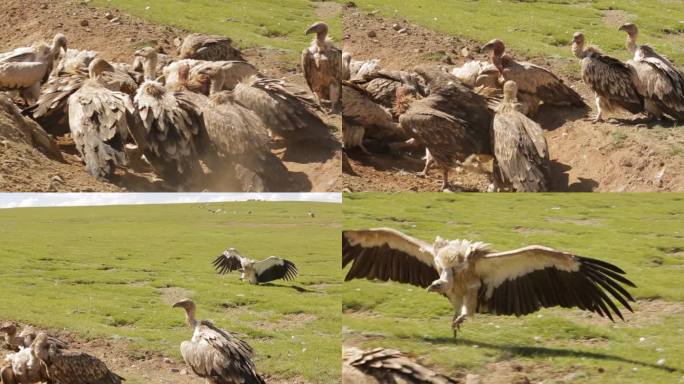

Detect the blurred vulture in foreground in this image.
[343,347,459,384]
[343,228,636,336]
[68,58,139,179]
[32,332,124,384]
[302,21,342,109]
[213,247,298,284]
[0,323,68,352]
[492,81,549,192]
[482,39,586,115]
[618,23,684,121]
[173,299,265,384]
[572,32,644,122]
[2,346,48,384]
[178,33,244,61]
[399,67,493,190]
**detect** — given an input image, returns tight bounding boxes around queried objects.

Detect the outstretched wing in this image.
[473,246,636,320]
[212,253,245,275]
[253,257,298,283]
[343,228,438,288]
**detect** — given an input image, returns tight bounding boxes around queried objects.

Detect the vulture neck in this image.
[490,52,504,73]
[143,57,158,81]
[315,32,328,48]
[571,42,585,59]
[183,308,198,328]
[625,34,638,55]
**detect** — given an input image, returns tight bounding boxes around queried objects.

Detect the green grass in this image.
[92,0,342,64]
[343,193,684,383]
[0,201,341,383]
[343,0,684,67]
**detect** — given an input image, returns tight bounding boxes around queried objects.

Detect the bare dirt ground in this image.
[0,320,299,384]
[0,0,341,192]
[341,6,684,192]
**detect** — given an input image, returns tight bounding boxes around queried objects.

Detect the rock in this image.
[656,358,666,366]
[398,28,408,34]
[105,11,113,19]
[180,369,188,375]
[39,3,48,9]
[173,37,182,47]
[50,175,64,184]
[170,368,179,373]
[80,19,89,27]
[110,17,120,23]
[465,374,480,384]
[392,23,401,31]
[367,30,377,38]
[163,357,173,364]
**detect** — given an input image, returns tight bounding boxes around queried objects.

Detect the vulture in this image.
[343,228,636,336]
[302,21,342,110]
[351,69,426,113]
[213,247,298,284]
[2,346,48,384]
[68,58,139,179]
[343,347,459,384]
[172,299,265,384]
[178,33,244,61]
[32,333,124,384]
[451,47,499,91]
[572,32,644,122]
[0,323,68,352]
[346,57,382,81]
[342,51,352,80]
[398,67,493,190]
[492,81,549,192]
[618,23,684,121]
[482,39,586,115]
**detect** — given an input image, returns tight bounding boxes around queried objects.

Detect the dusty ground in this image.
[341,6,684,192]
[0,0,341,192]
[0,320,300,384]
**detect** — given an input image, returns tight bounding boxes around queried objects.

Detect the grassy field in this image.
[344,0,684,67]
[92,0,342,65]
[0,201,341,383]
[343,193,684,383]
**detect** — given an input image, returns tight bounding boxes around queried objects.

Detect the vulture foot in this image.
[452,314,467,337]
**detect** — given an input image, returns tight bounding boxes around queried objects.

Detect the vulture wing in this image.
[253,257,298,283]
[47,350,124,384]
[212,253,246,275]
[343,228,438,288]
[180,321,264,384]
[301,48,316,93]
[0,61,48,90]
[343,347,459,384]
[631,50,684,120]
[502,58,586,107]
[581,52,644,114]
[23,72,86,135]
[473,246,636,320]
[1,365,16,384]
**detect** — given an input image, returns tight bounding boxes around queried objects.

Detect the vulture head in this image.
[196,63,225,95]
[31,333,51,363]
[52,33,68,57]
[0,323,17,337]
[134,47,158,62]
[618,23,639,37]
[88,58,115,79]
[571,32,587,58]
[482,39,506,57]
[173,299,198,326]
[305,21,329,39]
[427,238,492,293]
[135,47,159,80]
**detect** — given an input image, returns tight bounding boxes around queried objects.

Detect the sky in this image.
[0,193,341,209]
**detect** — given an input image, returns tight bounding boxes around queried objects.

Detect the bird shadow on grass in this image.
[421,336,681,373]
[259,283,315,293]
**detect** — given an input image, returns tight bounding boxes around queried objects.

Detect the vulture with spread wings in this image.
[343,228,636,336]
[213,248,298,285]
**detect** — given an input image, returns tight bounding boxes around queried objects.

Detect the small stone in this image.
[638,337,646,343]
[534,336,542,343]
[657,358,666,366]
[80,20,89,27]
[173,37,182,47]
[110,17,120,23]
[170,368,179,373]
[367,30,377,38]
[39,3,48,9]
[392,23,401,31]
[180,369,188,375]
[163,357,173,364]
[465,374,480,384]
[105,11,113,19]
[398,28,408,34]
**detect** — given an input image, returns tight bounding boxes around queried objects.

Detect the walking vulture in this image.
[302,21,342,110]
[618,23,684,121]
[343,228,636,336]
[572,32,644,122]
[32,333,124,384]
[482,39,586,115]
[343,347,459,384]
[172,299,265,384]
[492,80,549,192]
[213,248,298,284]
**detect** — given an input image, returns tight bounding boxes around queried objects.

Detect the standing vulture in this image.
[178,33,244,61]
[492,80,549,192]
[172,299,265,384]
[343,228,636,336]
[399,67,493,190]
[32,333,124,384]
[572,32,644,122]
[343,347,459,384]
[618,23,684,121]
[482,39,586,115]
[302,21,342,110]
[68,58,139,179]
[213,248,298,284]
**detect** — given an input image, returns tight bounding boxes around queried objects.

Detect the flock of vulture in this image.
[0,21,342,191]
[0,248,299,384]
[342,23,684,191]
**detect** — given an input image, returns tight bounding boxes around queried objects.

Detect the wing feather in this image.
[212,253,244,275]
[253,257,298,283]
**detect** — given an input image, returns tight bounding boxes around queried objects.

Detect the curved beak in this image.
[618,25,626,32]
[305,25,317,35]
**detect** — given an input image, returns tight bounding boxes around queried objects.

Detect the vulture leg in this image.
[453,288,478,337]
[417,148,433,177]
[594,95,605,123]
[329,83,341,113]
[441,168,450,191]
[644,99,664,121]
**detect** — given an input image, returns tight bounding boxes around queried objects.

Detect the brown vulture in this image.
[302,21,342,110]
[178,33,244,61]
[172,299,266,384]
[618,23,684,121]
[67,58,140,179]
[0,323,68,352]
[572,32,644,122]
[398,67,493,190]
[482,39,586,115]
[212,247,298,284]
[33,333,124,384]
[492,80,549,192]
[343,228,636,336]
[343,347,459,384]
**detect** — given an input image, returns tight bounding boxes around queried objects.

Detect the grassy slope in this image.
[343,0,684,66]
[93,0,342,65]
[343,193,684,383]
[0,201,341,383]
